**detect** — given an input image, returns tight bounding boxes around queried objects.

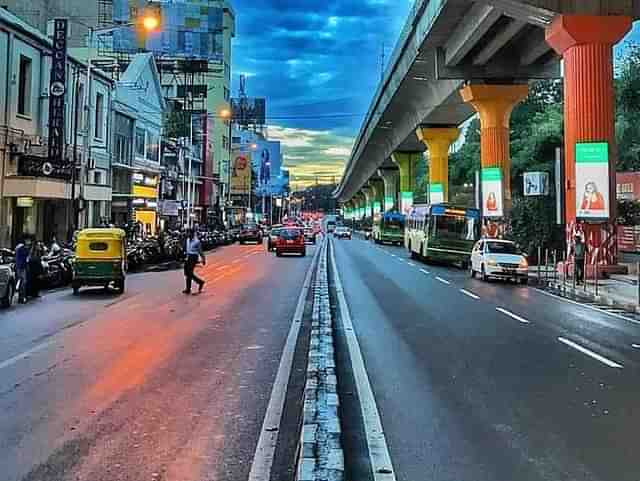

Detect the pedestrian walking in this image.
[27,242,44,298]
[183,228,206,294]
[573,234,586,285]
[15,236,31,303]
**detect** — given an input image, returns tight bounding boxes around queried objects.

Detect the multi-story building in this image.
[0,9,113,247]
[110,53,166,235]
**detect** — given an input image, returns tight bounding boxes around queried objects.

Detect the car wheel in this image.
[470,265,476,278]
[301,250,306,257]
[519,277,528,285]
[276,251,282,257]
[1,282,14,308]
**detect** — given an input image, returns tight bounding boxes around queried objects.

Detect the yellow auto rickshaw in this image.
[72,228,127,295]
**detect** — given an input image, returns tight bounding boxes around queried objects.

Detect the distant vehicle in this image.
[406,204,481,267]
[275,227,306,257]
[334,226,352,239]
[239,224,263,244]
[326,221,336,233]
[0,249,16,308]
[470,239,528,284]
[303,227,316,245]
[268,225,283,251]
[373,211,405,245]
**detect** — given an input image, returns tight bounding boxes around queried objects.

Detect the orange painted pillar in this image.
[459,84,529,213]
[415,127,459,203]
[546,15,631,264]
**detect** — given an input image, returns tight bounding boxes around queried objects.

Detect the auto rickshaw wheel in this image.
[72,282,80,295]
[115,278,125,294]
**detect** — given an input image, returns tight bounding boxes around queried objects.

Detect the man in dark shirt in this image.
[574,235,586,285]
[15,236,31,303]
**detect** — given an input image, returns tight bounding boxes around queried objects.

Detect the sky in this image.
[229,1,640,191]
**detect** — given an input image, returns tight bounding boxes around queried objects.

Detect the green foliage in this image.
[616,43,640,171]
[617,199,640,226]
[509,196,562,257]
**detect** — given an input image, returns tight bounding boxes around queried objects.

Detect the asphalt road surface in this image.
[0,240,317,481]
[332,234,640,481]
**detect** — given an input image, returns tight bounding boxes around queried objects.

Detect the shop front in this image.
[131,172,159,236]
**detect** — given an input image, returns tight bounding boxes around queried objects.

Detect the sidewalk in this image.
[529,266,640,314]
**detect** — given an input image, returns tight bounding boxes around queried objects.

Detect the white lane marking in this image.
[248,239,323,481]
[0,340,54,371]
[460,289,480,300]
[558,337,623,369]
[232,258,243,264]
[534,288,640,325]
[420,269,430,275]
[496,307,530,324]
[329,240,397,481]
[632,344,640,349]
[407,262,416,267]
[436,277,450,285]
[390,254,397,258]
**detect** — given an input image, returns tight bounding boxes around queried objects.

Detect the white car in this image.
[470,239,528,284]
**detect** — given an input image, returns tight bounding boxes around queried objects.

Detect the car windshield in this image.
[280,229,302,239]
[486,242,519,254]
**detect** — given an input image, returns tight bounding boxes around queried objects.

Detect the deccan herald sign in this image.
[47,18,68,174]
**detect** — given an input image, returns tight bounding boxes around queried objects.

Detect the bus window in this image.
[433,215,478,240]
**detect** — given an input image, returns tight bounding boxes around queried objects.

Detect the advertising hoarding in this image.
[430,183,444,204]
[575,142,610,221]
[481,168,503,218]
[400,191,413,216]
[251,140,281,196]
[230,149,252,195]
[384,196,394,212]
[231,97,266,126]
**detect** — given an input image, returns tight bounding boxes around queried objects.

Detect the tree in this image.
[616,43,640,171]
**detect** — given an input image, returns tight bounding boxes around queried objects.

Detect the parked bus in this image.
[405,204,481,267]
[373,211,405,245]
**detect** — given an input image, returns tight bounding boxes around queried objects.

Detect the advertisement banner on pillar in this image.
[575,142,610,221]
[401,191,413,216]
[481,168,503,218]
[384,196,394,211]
[430,183,444,204]
[373,201,382,215]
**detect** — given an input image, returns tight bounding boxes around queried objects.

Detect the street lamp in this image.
[219,108,233,224]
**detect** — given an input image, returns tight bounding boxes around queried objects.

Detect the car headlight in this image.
[519,258,529,268]
[487,259,498,267]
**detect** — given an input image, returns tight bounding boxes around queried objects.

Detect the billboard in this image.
[108,0,224,61]
[575,142,610,220]
[524,172,549,196]
[400,191,413,216]
[251,140,281,196]
[231,97,266,126]
[230,149,252,195]
[481,167,503,218]
[430,183,444,204]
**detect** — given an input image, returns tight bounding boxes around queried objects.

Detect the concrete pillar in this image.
[370,179,385,217]
[361,185,374,219]
[355,193,366,220]
[391,152,422,215]
[459,84,528,218]
[415,127,460,204]
[546,15,631,265]
[377,167,399,212]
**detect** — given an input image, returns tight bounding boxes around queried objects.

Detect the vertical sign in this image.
[575,142,609,220]
[555,147,563,225]
[430,183,444,204]
[400,191,413,216]
[481,167,503,218]
[47,18,68,175]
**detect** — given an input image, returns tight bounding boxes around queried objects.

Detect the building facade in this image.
[0,9,113,247]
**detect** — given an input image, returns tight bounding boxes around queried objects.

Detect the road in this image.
[0,241,318,481]
[332,234,640,481]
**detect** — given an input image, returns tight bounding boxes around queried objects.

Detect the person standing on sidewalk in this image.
[15,236,30,303]
[573,234,586,285]
[183,228,206,294]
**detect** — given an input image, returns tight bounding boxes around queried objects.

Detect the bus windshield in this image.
[433,215,478,241]
[382,218,404,230]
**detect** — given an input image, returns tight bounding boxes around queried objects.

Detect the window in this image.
[223,135,229,149]
[76,83,85,131]
[89,242,108,251]
[114,113,134,165]
[17,55,32,116]
[224,86,230,101]
[93,171,103,185]
[94,93,104,139]
[146,131,159,162]
[135,128,146,157]
[485,242,519,255]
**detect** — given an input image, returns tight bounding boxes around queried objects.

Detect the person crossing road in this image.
[183,228,206,294]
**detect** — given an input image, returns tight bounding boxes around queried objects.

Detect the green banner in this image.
[384,196,394,211]
[576,142,608,163]
[481,167,502,181]
[373,201,382,213]
[431,183,444,193]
